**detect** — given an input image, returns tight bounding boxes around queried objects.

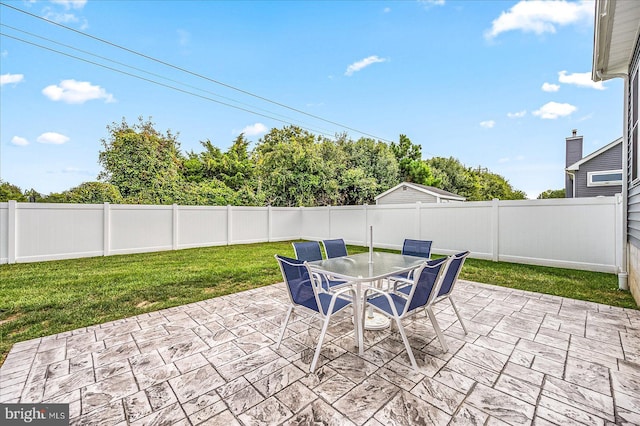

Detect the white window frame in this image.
[587,169,623,187]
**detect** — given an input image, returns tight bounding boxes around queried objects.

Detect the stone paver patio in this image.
[1,280,640,425]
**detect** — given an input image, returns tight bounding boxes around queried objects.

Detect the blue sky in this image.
[0,0,624,199]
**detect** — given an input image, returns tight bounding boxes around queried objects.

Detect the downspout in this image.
[619,73,629,290]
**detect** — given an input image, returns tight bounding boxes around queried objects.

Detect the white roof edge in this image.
[566,137,623,171]
[374,182,466,201]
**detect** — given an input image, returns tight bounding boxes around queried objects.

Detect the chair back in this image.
[322,239,348,258]
[437,251,470,297]
[292,241,323,261]
[275,255,320,313]
[402,239,432,259]
[405,257,449,313]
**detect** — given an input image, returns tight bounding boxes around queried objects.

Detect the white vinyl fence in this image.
[0,196,623,273]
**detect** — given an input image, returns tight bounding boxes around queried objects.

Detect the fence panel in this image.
[177,206,228,249]
[109,204,173,255]
[0,197,621,273]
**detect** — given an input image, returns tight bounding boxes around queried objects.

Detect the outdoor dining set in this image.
[275,239,470,373]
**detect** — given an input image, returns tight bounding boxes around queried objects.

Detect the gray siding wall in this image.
[630,36,640,248]
[566,136,583,198]
[574,143,623,198]
[376,187,437,205]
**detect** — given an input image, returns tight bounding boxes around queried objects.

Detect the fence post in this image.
[363,204,369,246]
[492,198,499,262]
[327,205,332,239]
[415,202,422,238]
[227,205,232,245]
[8,200,16,264]
[268,205,272,242]
[103,202,110,257]
[172,204,179,250]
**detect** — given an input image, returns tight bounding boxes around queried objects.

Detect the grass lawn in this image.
[0,241,635,365]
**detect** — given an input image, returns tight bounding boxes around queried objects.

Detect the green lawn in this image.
[0,241,635,365]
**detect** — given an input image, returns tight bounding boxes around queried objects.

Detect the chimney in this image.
[566,129,583,167]
[565,129,583,197]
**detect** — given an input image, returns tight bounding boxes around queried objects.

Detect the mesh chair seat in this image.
[322,239,348,258]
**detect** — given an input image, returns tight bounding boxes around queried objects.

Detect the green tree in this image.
[537,189,565,199]
[0,180,27,202]
[253,126,336,206]
[61,182,124,204]
[390,134,438,185]
[98,117,183,204]
[425,156,479,198]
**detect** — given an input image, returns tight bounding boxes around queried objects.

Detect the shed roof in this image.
[375,182,466,201]
[566,137,623,171]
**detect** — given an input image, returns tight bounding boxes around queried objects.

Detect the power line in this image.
[0,22,337,136]
[0,32,339,138]
[0,2,394,143]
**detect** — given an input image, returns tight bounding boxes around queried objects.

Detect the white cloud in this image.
[240,123,267,136]
[558,70,605,90]
[1,73,25,86]
[177,29,190,46]
[345,55,387,76]
[419,0,445,8]
[37,132,70,145]
[383,7,391,13]
[498,157,510,163]
[507,110,526,118]
[485,0,593,39]
[11,136,29,146]
[42,79,115,104]
[480,120,495,129]
[51,0,87,9]
[533,101,577,119]
[1,50,7,57]
[542,82,560,92]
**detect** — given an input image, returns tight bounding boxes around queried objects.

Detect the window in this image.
[632,67,639,183]
[587,170,623,187]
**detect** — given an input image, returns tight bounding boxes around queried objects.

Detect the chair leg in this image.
[449,297,468,335]
[425,306,448,352]
[310,314,332,373]
[395,317,418,370]
[276,306,292,349]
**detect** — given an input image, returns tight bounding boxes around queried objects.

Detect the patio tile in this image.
[537,395,606,426]
[456,342,509,372]
[129,401,187,426]
[374,389,451,425]
[327,352,378,384]
[313,373,356,403]
[333,374,400,426]
[168,364,225,403]
[222,384,265,415]
[274,381,317,413]
[542,377,614,421]
[449,403,489,425]
[410,376,465,415]
[253,363,306,398]
[187,398,228,425]
[284,398,356,425]
[122,390,153,423]
[445,356,498,387]
[502,362,544,387]
[494,373,540,405]
[237,396,293,426]
[564,356,611,396]
[81,371,138,414]
[466,383,536,425]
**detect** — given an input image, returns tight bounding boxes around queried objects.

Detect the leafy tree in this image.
[61,182,124,204]
[0,180,27,202]
[339,136,399,197]
[390,134,438,185]
[98,117,183,204]
[425,156,479,198]
[253,126,337,207]
[537,189,565,199]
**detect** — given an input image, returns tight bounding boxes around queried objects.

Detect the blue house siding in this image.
[629,35,640,249]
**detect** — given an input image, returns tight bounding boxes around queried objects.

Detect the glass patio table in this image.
[308,251,426,354]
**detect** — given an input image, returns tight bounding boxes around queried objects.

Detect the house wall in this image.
[376,186,437,205]
[566,135,583,198]
[626,34,640,305]
[574,143,623,197]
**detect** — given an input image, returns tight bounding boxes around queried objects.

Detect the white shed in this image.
[375,182,465,205]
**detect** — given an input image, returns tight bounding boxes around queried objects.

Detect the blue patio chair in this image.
[294,241,349,290]
[388,239,433,287]
[397,251,470,335]
[402,239,432,258]
[275,255,356,373]
[362,256,450,369]
[292,241,323,261]
[322,239,348,258]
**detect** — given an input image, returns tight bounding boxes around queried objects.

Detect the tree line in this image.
[1,117,531,206]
